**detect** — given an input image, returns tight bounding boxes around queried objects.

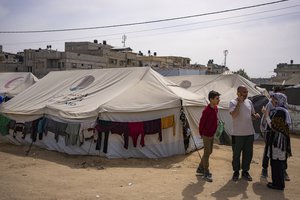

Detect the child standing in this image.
[196,90,220,182]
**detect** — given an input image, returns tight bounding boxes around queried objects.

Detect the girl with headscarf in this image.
[260,92,291,179]
[262,98,292,191]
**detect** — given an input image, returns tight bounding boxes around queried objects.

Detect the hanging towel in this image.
[161,115,175,136]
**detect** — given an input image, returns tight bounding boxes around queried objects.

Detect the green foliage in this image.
[234,69,250,80]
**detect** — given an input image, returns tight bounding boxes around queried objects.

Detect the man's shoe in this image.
[261,168,268,178]
[267,182,284,191]
[284,171,290,181]
[242,171,253,181]
[203,171,213,182]
[196,168,204,176]
[232,171,239,182]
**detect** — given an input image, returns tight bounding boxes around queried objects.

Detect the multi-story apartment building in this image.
[23,48,107,78]
[1,40,194,78]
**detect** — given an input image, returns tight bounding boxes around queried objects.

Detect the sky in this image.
[0,0,299,78]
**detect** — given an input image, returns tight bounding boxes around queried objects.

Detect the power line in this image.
[0,0,289,34]
[125,11,300,39]
[3,5,299,46]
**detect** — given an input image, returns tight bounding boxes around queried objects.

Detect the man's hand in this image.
[252,113,260,120]
[237,95,244,103]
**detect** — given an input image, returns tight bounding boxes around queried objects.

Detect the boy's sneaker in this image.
[284,171,290,181]
[203,171,213,182]
[232,171,239,182]
[242,171,253,181]
[196,168,204,176]
[261,168,268,178]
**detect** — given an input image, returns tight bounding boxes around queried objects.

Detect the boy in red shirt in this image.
[196,90,220,182]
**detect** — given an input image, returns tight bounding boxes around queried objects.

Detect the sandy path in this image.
[1,135,300,200]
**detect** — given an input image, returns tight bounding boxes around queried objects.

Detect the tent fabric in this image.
[0,72,38,98]
[168,74,267,137]
[0,67,206,158]
[1,67,205,120]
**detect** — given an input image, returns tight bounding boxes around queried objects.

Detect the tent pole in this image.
[190,132,202,161]
[25,141,34,156]
[87,139,93,155]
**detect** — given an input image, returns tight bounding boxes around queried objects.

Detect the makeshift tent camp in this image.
[0,72,38,98]
[168,74,268,141]
[0,67,205,158]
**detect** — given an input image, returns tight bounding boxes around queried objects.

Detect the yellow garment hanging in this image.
[161,115,175,136]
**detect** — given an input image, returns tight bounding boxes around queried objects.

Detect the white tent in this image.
[168,74,266,138]
[0,72,38,98]
[0,67,205,158]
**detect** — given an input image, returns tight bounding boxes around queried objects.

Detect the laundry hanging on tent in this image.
[13,122,26,138]
[95,120,129,151]
[96,116,172,152]
[144,119,162,141]
[0,114,11,136]
[79,128,98,145]
[44,118,68,142]
[161,115,176,136]
[96,131,109,153]
[2,113,178,156]
[128,122,145,147]
[22,118,41,141]
[65,123,81,146]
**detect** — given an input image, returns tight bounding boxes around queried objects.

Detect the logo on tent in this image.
[4,77,25,89]
[179,80,192,89]
[70,75,95,91]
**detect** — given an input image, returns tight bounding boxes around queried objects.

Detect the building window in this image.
[47,59,59,68]
[109,58,117,65]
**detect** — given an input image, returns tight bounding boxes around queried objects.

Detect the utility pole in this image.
[122,35,127,67]
[122,34,127,47]
[223,50,228,67]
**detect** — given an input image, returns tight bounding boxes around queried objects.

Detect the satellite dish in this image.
[179,80,192,89]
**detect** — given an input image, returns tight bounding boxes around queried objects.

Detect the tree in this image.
[234,69,250,80]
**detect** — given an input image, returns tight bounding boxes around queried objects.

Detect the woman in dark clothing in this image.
[262,106,292,190]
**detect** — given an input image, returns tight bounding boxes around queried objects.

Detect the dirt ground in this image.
[1,135,300,200]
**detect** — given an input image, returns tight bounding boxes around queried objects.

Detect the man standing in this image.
[229,85,260,181]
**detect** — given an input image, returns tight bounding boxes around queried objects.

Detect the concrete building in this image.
[0,45,23,72]
[65,41,140,68]
[1,41,195,78]
[206,59,228,74]
[23,48,107,78]
[272,60,300,85]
